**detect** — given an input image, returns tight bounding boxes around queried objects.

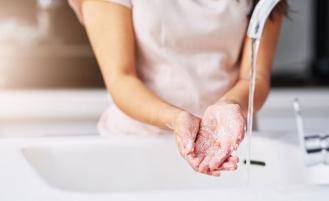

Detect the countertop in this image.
[0,134,329,201]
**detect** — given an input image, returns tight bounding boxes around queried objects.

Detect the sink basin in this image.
[22,135,311,193]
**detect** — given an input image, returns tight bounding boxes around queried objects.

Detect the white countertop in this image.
[0,134,329,201]
[0,89,328,200]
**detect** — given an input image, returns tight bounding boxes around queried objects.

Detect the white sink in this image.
[21,135,312,193]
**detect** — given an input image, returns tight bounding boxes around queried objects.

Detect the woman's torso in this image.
[99,0,252,136]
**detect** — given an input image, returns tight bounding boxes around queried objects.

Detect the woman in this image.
[69,0,287,176]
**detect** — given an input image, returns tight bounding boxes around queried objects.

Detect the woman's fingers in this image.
[205,154,239,174]
[221,162,238,171]
[181,137,194,155]
[212,155,239,172]
[176,135,201,171]
[193,132,210,168]
[208,147,230,171]
[185,154,200,171]
[188,117,201,153]
[201,161,238,176]
[191,152,205,168]
[198,148,215,173]
[211,170,221,177]
[191,147,239,174]
[174,112,201,155]
[176,135,191,159]
[176,131,194,156]
[197,139,221,172]
[228,155,239,163]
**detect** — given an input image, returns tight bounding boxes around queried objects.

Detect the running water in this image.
[245,39,260,185]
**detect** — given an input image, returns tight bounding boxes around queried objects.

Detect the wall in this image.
[0,0,315,89]
[273,0,313,75]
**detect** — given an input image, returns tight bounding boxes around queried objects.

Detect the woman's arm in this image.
[81,1,182,129]
[71,1,202,169]
[193,12,284,175]
[220,12,284,114]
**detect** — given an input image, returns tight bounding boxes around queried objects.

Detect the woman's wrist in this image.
[217,97,247,116]
[160,105,185,131]
[217,97,239,106]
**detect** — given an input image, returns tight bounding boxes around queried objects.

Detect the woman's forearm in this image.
[220,12,283,115]
[81,1,182,129]
[108,73,183,129]
[219,78,270,115]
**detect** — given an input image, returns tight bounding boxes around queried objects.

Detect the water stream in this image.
[245,38,260,185]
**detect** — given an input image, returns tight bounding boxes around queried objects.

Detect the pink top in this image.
[69,0,252,137]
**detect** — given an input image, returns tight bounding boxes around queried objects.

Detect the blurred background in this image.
[0,0,328,88]
[0,0,102,89]
[0,0,328,137]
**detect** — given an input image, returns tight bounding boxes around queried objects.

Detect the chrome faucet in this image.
[293,99,329,166]
[247,0,281,40]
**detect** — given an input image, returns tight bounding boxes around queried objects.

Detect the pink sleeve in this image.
[68,0,132,24]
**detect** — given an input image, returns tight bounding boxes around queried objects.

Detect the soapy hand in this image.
[193,102,246,176]
[171,111,201,169]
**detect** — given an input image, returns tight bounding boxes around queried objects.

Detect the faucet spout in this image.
[247,0,281,40]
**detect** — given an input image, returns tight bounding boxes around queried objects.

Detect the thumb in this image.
[185,117,201,154]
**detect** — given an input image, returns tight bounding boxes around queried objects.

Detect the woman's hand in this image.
[193,102,245,176]
[169,111,201,170]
